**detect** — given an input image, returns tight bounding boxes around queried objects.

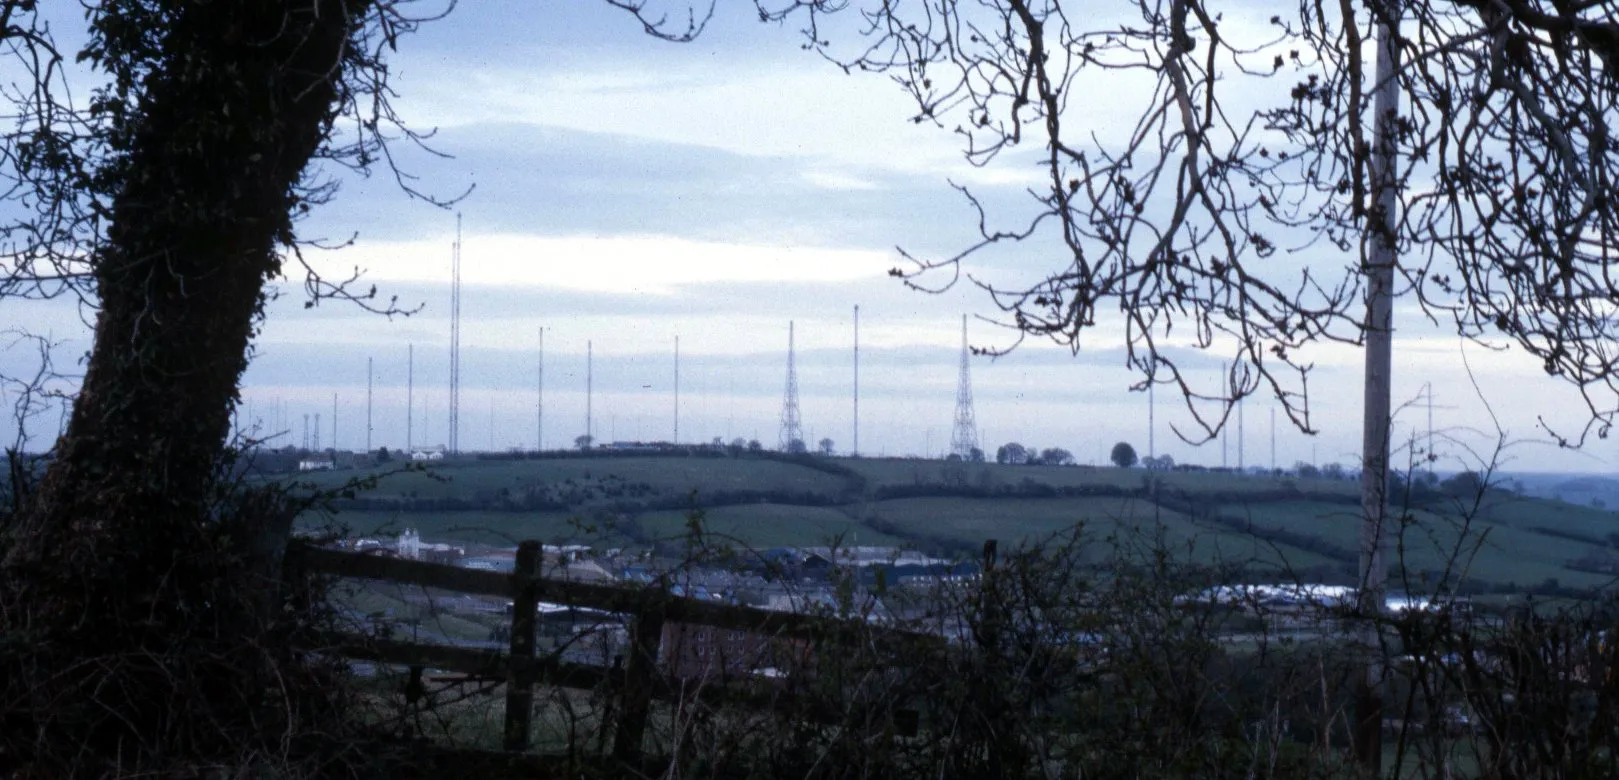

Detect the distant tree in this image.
[1295,462,1321,479]
[946,453,963,462]
[711,436,723,447]
[1141,454,1173,471]
[575,434,594,451]
[786,438,808,455]
[996,442,1028,465]
[818,437,834,456]
[1441,470,1484,499]
[1110,442,1138,469]
[731,437,747,450]
[1040,447,1075,466]
[376,446,391,463]
[1322,462,1346,480]
[747,439,763,453]
[969,447,985,463]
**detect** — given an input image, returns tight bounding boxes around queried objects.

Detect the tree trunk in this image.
[1,0,372,763]
[10,0,367,575]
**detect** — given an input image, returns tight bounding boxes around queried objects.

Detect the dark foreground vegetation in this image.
[8,442,1619,777]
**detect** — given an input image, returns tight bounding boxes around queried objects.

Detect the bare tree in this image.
[0,0,768,770]
[774,0,1619,771]
[0,0,468,769]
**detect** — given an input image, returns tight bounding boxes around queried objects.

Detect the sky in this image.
[2,0,1615,473]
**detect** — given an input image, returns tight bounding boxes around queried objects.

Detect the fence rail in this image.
[285,540,930,757]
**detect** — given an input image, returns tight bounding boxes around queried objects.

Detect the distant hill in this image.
[287,452,1619,597]
[1501,471,1619,511]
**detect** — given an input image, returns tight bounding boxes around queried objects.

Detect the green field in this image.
[309,508,598,546]
[287,453,1619,592]
[638,504,906,549]
[292,456,851,505]
[1221,499,1619,590]
[869,495,1341,571]
[845,458,1360,497]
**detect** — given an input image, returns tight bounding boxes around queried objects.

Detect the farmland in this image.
[288,451,1619,594]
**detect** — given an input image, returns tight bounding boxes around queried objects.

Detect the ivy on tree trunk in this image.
[2,0,374,763]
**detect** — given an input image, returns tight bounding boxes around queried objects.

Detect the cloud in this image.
[802,169,884,191]
[300,231,897,295]
[299,121,1000,259]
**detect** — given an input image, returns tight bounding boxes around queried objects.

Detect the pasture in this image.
[288,452,1619,592]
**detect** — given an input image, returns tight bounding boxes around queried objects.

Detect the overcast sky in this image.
[3,1,1613,473]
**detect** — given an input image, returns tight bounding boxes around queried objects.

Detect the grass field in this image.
[291,456,852,505]
[286,453,1619,590]
[846,458,1362,497]
[868,495,1342,571]
[637,503,905,549]
[311,508,602,546]
[1217,499,1619,589]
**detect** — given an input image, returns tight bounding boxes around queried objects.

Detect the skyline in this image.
[3,2,1615,473]
[216,310,1586,474]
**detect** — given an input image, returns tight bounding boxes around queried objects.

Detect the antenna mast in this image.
[674,335,680,444]
[449,213,462,454]
[1148,381,1155,461]
[366,356,373,452]
[1221,362,1228,469]
[853,305,859,457]
[1238,394,1245,472]
[592,339,599,446]
[407,343,414,453]
[950,314,980,459]
[543,326,550,449]
[779,321,803,451]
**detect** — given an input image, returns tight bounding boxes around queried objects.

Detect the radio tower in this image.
[592,339,599,446]
[852,305,860,458]
[673,335,680,444]
[543,326,550,449]
[950,314,980,459]
[448,213,463,454]
[779,321,804,452]
[406,343,414,453]
[1238,396,1245,471]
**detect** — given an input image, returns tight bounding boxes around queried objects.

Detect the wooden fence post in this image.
[281,540,310,614]
[504,540,541,751]
[613,605,666,763]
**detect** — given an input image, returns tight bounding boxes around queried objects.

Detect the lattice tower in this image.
[950,315,980,458]
[448,213,462,454]
[779,321,804,451]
